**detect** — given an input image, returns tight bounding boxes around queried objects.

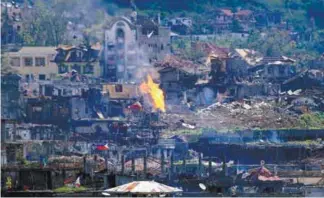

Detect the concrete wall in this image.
[70,98,92,120]
[137,26,171,61]
[190,142,310,164]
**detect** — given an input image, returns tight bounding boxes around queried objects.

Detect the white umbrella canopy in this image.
[104,181,182,195]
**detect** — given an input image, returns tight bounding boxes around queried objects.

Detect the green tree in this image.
[19,0,68,46]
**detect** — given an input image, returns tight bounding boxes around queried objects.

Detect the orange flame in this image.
[139,75,166,112]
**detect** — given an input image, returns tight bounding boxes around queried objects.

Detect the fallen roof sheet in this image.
[155,55,206,74]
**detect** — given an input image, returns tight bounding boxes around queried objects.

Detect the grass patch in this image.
[297,113,324,129]
[54,186,87,193]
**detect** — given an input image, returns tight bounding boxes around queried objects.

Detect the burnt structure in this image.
[103,14,171,82]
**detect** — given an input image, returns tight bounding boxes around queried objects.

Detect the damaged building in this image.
[54,43,102,78]
[154,55,206,104]
[103,13,171,82]
[207,48,296,99]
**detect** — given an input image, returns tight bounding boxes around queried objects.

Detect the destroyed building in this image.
[227,49,296,81]
[102,83,140,117]
[103,14,171,82]
[1,73,24,120]
[54,43,102,78]
[154,55,204,103]
[205,49,296,99]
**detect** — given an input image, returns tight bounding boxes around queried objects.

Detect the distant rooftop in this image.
[6,46,57,55]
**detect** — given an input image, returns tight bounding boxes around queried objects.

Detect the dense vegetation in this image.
[109,0,324,62]
[2,0,323,65]
[109,0,324,29]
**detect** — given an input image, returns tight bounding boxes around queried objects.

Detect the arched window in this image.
[116,28,125,39]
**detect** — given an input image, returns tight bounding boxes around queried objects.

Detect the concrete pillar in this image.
[170,153,174,175]
[62,170,66,186]
[198,152,202,176]
[116,151,120,162]
[83,156,87,176]
[161,149,165,174]
[131,157,135,173]
[182,157,186,173]
[104,174,108,189]
[143,155,147,176]
[46,171,52,189]
[121,155,125,175]
[209,156,212,176]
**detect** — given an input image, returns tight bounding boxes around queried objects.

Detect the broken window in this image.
[39,74,46,80]
[84,64,94,74]
[279,66,286,75]
[161,44,164,50]
[35,57,45,67]
[116,28,125,40]
[58,64,68,73]
[115,84,123,92]
[24,57,33,66]
[267,66,273,75]
[10,57,20,67]
[72,64,81,73]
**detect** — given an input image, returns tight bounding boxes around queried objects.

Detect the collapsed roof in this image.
[155,55,208,74]
[54,43,102,62]
[230,49,295,67]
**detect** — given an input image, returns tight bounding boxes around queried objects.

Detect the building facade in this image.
[103,17,137,82]
[54,44,102,78]
[4,47,57,81]
[103,15,171,83]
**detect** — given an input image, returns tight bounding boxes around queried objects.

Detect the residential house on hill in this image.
[4,47,57,81]
[54,43,102,78]
[209,8,255,33]
[1,1,33,44]
[167,17,192,35]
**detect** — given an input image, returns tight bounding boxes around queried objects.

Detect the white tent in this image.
[104,181,182,195]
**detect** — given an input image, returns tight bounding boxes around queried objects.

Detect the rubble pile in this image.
[162,100,299,132]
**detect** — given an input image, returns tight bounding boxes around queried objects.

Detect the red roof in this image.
[155,55,201,74]
[195,42,229,59]
[220,9,233,16]
[236,10,253,16]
